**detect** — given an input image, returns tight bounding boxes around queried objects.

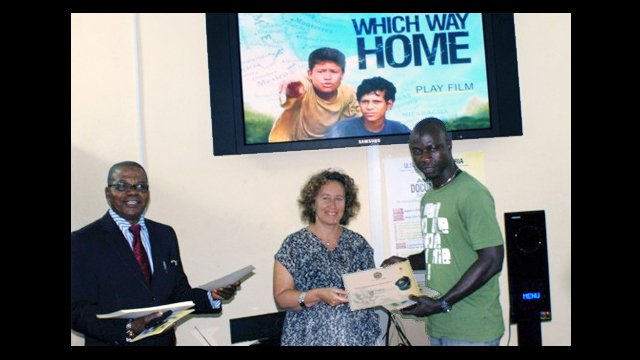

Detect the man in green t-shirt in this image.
[382,117,505,346]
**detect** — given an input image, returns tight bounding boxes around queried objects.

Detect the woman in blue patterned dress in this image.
[273,169,380,346]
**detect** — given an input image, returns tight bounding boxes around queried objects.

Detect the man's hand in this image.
[400,295,441,317]
[380,255,407,268]
[130,311,165,336]
[211,281,241,300]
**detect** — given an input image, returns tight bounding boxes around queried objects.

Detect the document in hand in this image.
[96,300,195,319]
[129,308,195,343]
[197,265,255,291]
[342,261,440,311]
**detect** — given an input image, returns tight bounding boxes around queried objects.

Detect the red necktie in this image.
[129,224,151,284]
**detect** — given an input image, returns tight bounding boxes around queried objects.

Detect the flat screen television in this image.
[229,311,286,345]
[206,13,522,156]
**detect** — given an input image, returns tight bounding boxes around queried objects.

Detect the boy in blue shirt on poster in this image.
[327,76,410,138]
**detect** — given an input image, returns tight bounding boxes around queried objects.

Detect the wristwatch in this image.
[438,298,452,313]
[297,291,307,308]
[125,319,135,343]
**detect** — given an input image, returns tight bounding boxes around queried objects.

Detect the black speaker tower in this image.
[504,210,552,346]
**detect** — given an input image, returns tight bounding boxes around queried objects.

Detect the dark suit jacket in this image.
[71,212,220,346]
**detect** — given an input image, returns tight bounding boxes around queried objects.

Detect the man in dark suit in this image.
[71,161,239,346]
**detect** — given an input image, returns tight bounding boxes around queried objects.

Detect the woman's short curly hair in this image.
[298,169,360,225]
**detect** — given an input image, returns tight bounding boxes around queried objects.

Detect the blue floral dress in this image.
[275,227,380,346]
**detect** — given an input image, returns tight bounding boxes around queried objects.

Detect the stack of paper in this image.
[129,308,195,342]
[96,300,195,319]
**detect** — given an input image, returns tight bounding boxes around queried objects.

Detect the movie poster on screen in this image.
[236,13,490,144]
[384,151,486,257]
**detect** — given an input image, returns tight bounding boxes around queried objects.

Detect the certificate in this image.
[343,261,438,311]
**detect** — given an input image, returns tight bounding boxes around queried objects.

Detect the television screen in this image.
[206,13,522,156]
[229,311,286,345]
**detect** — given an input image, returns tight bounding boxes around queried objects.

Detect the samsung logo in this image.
[358,138,381,145]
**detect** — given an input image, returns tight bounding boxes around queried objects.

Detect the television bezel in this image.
[206,13,522,156]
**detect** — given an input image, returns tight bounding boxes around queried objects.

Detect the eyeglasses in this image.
[108,182,149,193]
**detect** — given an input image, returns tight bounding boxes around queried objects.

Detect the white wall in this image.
[71,13,570,346]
